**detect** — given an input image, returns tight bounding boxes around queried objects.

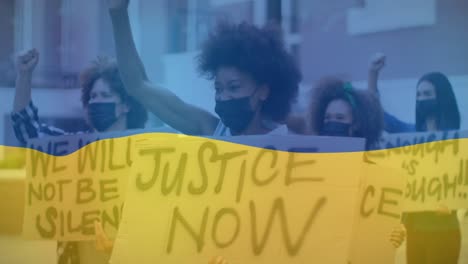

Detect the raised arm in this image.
[367,52,386,95]
[366,53,415,133]
[107,0,218,135]
[11,49,67,145]
[14,49,38,112]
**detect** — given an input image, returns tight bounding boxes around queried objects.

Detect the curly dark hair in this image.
[309,77,383,148]
[80,57,148,129]
[416,72,460,131]
[197,22,301,122]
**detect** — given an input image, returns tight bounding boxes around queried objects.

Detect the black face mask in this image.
[88,102,118,132]
[416,99,438,118]
[320,121,352,137]
[215,96,255,134]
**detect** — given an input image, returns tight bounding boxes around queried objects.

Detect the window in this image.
[347,0,436,35]
[35,0,63,88]
[211,0,255,26]
[194,0,211,49]
[166,0,188,53]
[165,0,257,53]
[0,0,15,87]
[290,0,300,33]
[267,0,282,25]
[9,0,121,89]
[11,0,65,88]
[264,0,302,58]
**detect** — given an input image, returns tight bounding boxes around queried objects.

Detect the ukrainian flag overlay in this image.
[0,130,466,263]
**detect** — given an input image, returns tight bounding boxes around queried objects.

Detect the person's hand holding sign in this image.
[435,204,452,215]
[94,221,114,254]
[209,256,229,264]
[388,224,406,248]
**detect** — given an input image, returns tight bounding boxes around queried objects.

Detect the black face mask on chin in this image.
[320,121,352,137]
[88,102,118,132]
[215,96,255,134]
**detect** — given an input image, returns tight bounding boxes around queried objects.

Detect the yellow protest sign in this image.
[348,163,405,264]
[110,134,365,264]
[23,134,133,241]
[6,131,468,262]
[366,131,468,211]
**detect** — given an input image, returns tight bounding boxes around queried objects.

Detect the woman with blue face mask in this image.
[11,49,148,264]
[307,77,384,150]
[108,0,301,137]
[402,72,461,264]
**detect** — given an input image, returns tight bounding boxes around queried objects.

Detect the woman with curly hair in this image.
[12,50,148,146]
[307,77,384,149]
[108,0,301,136]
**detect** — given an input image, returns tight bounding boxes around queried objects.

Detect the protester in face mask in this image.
[80,57,148,133]
[12,50,148,145]
[414,73,460,132]
[307,77,383,149]
[367,52,462,263]
[108,0,300,137]
[402,72,461,264]
[11,49,147,264]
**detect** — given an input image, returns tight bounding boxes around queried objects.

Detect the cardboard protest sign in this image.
[211,135,367,153]
[110,134,365,264]
[348,163,405,264]
[366,130,468,211]
[23,133,133,241]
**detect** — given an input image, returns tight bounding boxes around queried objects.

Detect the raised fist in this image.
[369,52,386,73]
[16,49,39,74]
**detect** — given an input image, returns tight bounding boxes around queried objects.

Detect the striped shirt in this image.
[11,101,89,146]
